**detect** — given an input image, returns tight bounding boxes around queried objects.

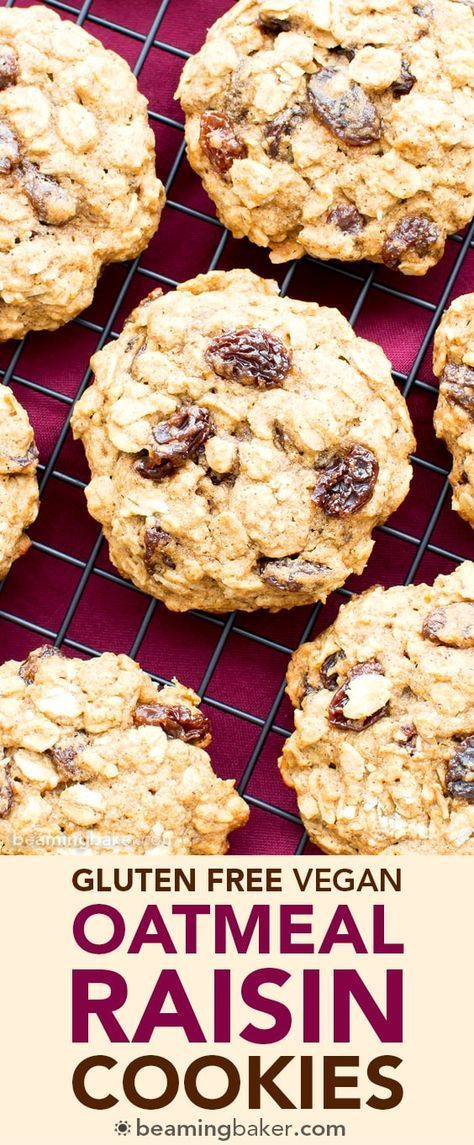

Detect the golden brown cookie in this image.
[72,268,414,612]
[434,293,474,528]
[177,0,474,274]
[0,5,164,339]
[281,562,474,854]
[0,384,39,577]
[0,646,248,855]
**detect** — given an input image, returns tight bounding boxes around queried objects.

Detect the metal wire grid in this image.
[0,0,472,854]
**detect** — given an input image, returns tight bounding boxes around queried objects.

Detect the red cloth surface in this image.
[1,0,473,855]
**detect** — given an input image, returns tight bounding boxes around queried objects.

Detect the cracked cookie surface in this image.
[0,5,164,340]
[434,293,474,528]
[0,384,39,578]
[177,0,474,274]
[0,646,248,855]
[281,561,474,854]
[72,268,414,612]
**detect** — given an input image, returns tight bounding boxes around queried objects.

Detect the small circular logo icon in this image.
[115,1123,131,1136]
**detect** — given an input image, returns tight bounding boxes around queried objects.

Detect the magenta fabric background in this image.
[0,0,473,855]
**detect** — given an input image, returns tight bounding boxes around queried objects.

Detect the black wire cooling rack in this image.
[0,0,473,854]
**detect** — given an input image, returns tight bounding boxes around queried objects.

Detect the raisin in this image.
[206,327,292,387]
[329,660,389,731]
[50,744,78,776]
[320,649,345,691]
[0,46,18,90]
[19,644,61,684]
[200,110,247,175]
[2,442,39,475]
[391,60,416,97]
[329,46,356,61]
[382,215,440,268]
[298,673,319,703]
[207,470,237,488]
[421,608,445,642]
[20,161,77,225]
[49,735,90,782]
[257,14,291,34]
[144,523,176,571]
[264,104,308,159]
[422,602,474,648]
[273,423,293,452]
[327,202,364,233]
[259,556,330,592]
[445,737,474,803]
[134,703,211,748]
[399,722,418,753]
[308,67,382,146]
[440,362,474,417]
[0,762,12,817]
[136,406,213,482]
[0,120,20,173]
[312,445,378,517]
